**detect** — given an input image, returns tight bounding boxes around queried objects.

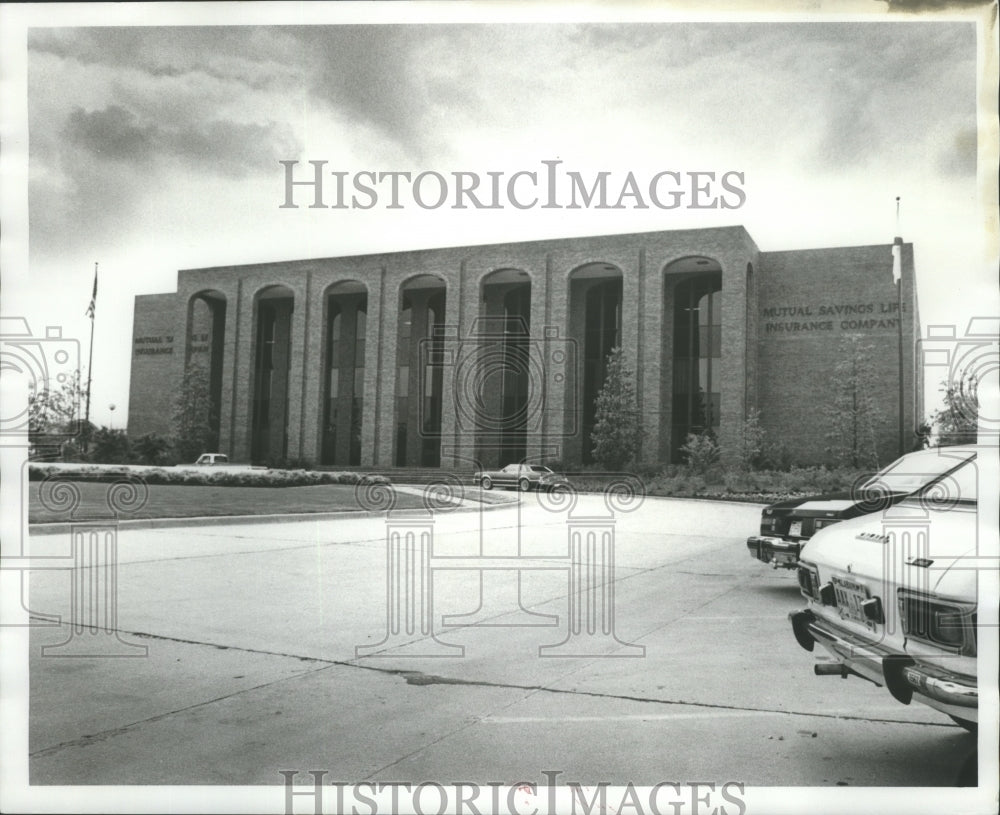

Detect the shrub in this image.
[630,461,667,481]
[131,433,173,466]
[739,408,765,472]
[90,427,130,464]
[756,439,794,472]
[27,463,378,488]
[679,431,720,473]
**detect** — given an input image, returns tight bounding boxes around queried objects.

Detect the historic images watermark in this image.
[0,316,147,657]
[278,771,747,815]
[280,159,746,211]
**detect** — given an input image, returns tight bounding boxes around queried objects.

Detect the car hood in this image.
[800,502,979,597]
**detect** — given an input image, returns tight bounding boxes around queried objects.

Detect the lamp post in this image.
[109,403,116,430]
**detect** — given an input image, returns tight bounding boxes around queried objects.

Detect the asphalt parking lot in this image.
[18,494,981,791]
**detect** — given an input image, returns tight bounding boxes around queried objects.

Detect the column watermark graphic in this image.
[354,476,647,660]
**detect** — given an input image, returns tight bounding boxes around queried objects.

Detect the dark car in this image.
[747,445,977,568]
[474,463,570,492]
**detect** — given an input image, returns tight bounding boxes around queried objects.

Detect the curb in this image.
[27,492,765,536]
[28,494,519,536]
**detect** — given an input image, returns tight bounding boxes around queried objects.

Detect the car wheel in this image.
[518,478,531,492]
[481,477,493,490]
[949,715,977,734]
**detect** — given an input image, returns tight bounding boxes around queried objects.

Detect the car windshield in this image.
[530,466,551,473]
[861,448,975,494]
[903,454,978,505]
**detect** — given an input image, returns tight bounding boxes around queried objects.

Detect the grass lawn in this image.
[28,482,429,524]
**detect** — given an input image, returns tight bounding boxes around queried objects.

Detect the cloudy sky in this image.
[2,3,996,427]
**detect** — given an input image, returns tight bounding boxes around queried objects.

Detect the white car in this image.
[789,447,980,732]
[193,453,229,466]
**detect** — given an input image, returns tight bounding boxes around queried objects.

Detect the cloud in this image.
[60,102,298,176]
[25,22,980,271]
[63,105,156,163]
[279,25,485,159]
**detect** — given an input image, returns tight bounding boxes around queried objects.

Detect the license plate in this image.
[788,521,802,537]
[831,575,873,628]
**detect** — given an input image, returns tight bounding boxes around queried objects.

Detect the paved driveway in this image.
[8,494,983,807]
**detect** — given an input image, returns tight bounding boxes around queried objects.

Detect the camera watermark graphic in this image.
[919,316,999,447]
[426,318,578,443]
[1,316,147,656]
[0,316,81,445]
[354,476,647,660]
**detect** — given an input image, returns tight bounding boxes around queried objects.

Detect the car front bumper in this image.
[789,609,978,721]
[746,535,801,568]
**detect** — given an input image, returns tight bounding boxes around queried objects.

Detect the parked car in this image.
[789,448,979,732]
[747,445,977,568]
[193,452,229,466]
[475,463,570,492]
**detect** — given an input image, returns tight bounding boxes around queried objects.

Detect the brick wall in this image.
[756,243,918,466]
[128,293,184,439]
[128,228,917,469]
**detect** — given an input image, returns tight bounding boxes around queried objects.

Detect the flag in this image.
[891,237,902,285]
[85,264,98,318]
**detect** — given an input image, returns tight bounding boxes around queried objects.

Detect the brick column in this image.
[527,266,549,464]
[362,272,384,467]
[639,248,663,463]
[286,277,310,462]
[375,268,397,467]
[542,255,572,463]
[442,262,473,469]
[718,251,750,468]
[230,280,255,462]
[300,273,324,464]
[216,292,237,460]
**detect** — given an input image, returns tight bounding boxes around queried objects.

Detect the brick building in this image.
[128,225,920,468]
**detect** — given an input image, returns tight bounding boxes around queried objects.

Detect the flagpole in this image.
[894,198,905,457]
[84,262,97,442]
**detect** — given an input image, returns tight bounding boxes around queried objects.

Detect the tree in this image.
[27,369,85,460]
[738,408,766,472]
[90,426,130,464]
[131,432,173,465]
[930,370,978,446]
[823,336,884,469]
[172,361,215,462]
[590,347,643,469]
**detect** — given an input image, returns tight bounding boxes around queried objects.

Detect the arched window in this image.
[322,283,367,466]
[671,275,722,461]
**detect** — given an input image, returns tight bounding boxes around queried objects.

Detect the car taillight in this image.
[797,563,821,600]
[897,590,976,656]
